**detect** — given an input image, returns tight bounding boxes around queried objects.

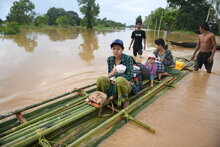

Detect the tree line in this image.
[141,0,220,34]
[0,0,125,34]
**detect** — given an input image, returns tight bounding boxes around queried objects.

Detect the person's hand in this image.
[159,58,164,62]
[190,55,195,60]
[111,80,115,84]
[128,46,131,50]
[207,56,213,63]
[112,66,117,73]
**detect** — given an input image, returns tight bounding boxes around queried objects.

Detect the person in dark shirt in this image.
[129,21,146,58]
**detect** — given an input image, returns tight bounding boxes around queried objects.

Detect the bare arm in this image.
[191,38,200,60]
[143,39,146,50]
[129,38,134,50]
[208,34,217,62]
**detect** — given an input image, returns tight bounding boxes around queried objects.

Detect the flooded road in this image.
[0,28,220,146]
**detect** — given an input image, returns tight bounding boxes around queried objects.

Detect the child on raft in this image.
[144,55,157,87]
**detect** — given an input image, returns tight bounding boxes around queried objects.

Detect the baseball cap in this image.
[110,39,124,49]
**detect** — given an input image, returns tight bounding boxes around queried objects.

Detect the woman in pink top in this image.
[144,55,157,87]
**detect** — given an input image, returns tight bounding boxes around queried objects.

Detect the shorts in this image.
[133,46,143,56]
[195,52,213,71]
[149,75,155,80]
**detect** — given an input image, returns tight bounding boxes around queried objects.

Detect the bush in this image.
[0,22,20,34]
[56,16,70,27]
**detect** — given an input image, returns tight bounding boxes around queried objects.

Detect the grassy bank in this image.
[172,30,196,34]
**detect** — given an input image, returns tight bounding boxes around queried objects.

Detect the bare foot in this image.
[123,101,130,108]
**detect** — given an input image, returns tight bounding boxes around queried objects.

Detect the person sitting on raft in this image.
[144,55,157,87]
[153,38,176,80]
[96,39,134,108]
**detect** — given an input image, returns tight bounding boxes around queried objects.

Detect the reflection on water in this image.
[37,28,80,42]
[78,29,99,63]
[1,31,38,52]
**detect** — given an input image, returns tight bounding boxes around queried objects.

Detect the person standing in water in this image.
[191,22,217,73]
[129,21,146,58]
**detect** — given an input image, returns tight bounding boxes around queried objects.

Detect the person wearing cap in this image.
[96,39,134,108]
[128,21,146,58]
[144,55,157,87]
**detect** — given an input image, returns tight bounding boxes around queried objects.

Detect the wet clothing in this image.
[195,51,213,71]
[131,30,146,56]
[96,76,132,107]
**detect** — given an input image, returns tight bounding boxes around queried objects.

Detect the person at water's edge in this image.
[191,22,217,73]
[129,21,146,58]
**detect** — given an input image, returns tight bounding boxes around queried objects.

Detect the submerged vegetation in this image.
[0,22,20,34]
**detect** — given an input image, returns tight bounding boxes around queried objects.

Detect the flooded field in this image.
[0,28,220,147]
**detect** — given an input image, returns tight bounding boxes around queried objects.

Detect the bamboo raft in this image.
[0,56,195,147]
[168,40,220,50]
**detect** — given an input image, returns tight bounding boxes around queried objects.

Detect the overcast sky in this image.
[0,0,168,25]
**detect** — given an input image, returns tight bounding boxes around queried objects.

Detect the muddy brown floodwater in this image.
[0,28,220,146]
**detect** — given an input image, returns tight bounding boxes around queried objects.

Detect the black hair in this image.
[136,21,142,25]
[200,22,209,31]
[155,38,168,49]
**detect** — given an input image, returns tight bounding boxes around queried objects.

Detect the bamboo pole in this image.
[2,106,97,147]
[0,104,92,145]
[0,95,87,137]
[122,110,155,133]
[67,77,175,147]
[0,83,96,120]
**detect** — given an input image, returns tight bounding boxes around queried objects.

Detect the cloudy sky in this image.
[0,0,168,25]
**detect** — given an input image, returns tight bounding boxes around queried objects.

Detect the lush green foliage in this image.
[6,0,35,25]
[0,22,20,34]
[136,15,142,23]
[46,7,66,25]
[44,8,81,26]
[95,18,125,28]
[143,0,219,34]
[34,15,48,26]
[77,0,100,28]
[56,16,71,27]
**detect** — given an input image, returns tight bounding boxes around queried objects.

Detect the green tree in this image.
[167,0,218,33]
[77,0,100,28]
[56,16,71,27]
[163,8,177,32]
[143,8,165,30]
[34,15,48,26]
[65,11,81,26]
[46,7,66,25]
[6,0,35,25]
[136,15,142,23]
